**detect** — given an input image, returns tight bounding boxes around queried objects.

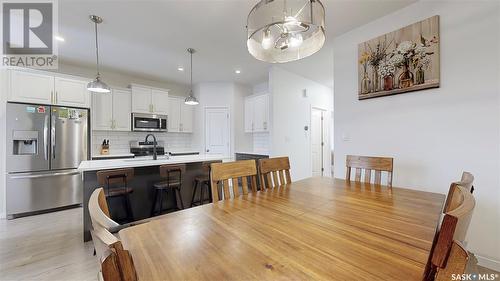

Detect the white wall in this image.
[333,0,500,269]
[270,67,334,180]
[192,82,253,157]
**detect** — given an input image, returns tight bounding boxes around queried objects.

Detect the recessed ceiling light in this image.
[235,70,241,74]
[177,66,184,71]
[54,35,65,42]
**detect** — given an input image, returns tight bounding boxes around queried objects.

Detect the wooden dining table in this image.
[119,177,445,280]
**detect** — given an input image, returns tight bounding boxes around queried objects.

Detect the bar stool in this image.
[96,168,135,224]
[151,164,185,216]
[190,160,221,207]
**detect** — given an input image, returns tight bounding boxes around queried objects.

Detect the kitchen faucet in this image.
[144,134,157,160]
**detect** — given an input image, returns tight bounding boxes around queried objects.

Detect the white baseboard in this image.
[476,255,500,272]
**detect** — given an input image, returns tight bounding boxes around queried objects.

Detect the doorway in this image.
[205,107,230,157]
[311,108,329,177]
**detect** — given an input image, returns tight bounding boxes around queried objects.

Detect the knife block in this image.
[100,144,109,155]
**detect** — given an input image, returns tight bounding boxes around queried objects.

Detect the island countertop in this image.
[78,154,228,171]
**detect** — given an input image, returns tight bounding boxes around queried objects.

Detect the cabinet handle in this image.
[252,122,254,131]
[51,91,54,104]
[263,122,267,130]
[55,91,58,104]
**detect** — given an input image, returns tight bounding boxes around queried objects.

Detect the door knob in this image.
[206,149,210,152]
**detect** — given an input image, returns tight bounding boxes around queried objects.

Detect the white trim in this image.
[476,255,500,272]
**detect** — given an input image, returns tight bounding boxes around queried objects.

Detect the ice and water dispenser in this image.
[12,131,38,155]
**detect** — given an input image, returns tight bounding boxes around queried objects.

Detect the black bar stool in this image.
[190,160,221,207]
[96,168,135,224]
[151,164,185,216]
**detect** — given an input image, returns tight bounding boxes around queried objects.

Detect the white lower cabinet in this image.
[92,89,131,131]
[168,96,193,133]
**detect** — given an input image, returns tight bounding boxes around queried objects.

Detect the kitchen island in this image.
[78,154,227,241]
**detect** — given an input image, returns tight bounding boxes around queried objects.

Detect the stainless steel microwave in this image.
[132,113,167,132]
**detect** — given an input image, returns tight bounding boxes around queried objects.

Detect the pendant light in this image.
[184,48,199,105]
[87,15,110,93]
[246,0,326,63]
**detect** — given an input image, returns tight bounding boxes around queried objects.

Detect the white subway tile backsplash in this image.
[92,131,193,156]
[253,132,270,154]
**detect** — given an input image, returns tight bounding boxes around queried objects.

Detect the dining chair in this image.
[91,227,137,281]
[258,157,291,190]
[424,183,475,281]
[443,172,475,213]
[89,187,120,232]
[345,155,394,187]
[210,160,258,201]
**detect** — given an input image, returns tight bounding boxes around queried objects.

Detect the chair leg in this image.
[176,188,184,210]
[190,180,199,207]
[200,182,205,205]
[124,194,134,222]
[150,189,158,217]
[158,189,164,214]
[207,180,212,203]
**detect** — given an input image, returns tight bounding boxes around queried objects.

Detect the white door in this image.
[9,70,53,104]
[92,92,113,131]
[152,89,169,115]
[205,108,230,156]
[180,102,194,133]
[112,89,132,131]
[168,97,181,132]
[311,108,324,177]
[131,86,152,113]
[54,77,89,108]
[244,97,253,133]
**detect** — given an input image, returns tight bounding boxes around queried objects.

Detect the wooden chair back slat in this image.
[346,155,394,187]
[426,183,475,280]
[111,241,137,281]
[258,157,292,189]
[434,241,469,281]
[210,160,258,201]
[251,176,257,193]
[101,253,122,281]
[89,188,119,231]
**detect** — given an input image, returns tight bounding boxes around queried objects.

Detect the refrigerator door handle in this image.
[9,171,81,179]
[51,114,56,159]
[43,115,49,160]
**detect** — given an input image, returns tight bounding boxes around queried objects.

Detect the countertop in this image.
[78,154,228,172]
[235,151,269,156]
[92,153,135,159]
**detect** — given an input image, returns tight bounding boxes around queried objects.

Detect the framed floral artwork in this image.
[358,15,440,100]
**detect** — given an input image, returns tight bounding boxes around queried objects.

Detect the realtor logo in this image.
[2,0,58,68]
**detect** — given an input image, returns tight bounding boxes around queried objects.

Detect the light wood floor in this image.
[0,208,98,281]
[0,207,497,280]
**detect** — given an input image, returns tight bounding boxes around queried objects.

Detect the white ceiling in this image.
[58,0,416,88]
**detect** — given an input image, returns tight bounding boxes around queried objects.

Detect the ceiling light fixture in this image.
[54,35,65,42]
[246,0,325,63]
[86,15,110,93]
[177,66,184,71]
[235,70,241,74]
[184,48,199,105]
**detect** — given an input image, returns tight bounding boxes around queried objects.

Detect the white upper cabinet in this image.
[131,85,153,114]
[152,89,169,115]
[92,91,113,131]
[8,70,90,108]
[92,89,131,131]
[131,84,169,115]
[9,70,54,104]
[180,102,194,133]
[112,90,132,131]
[168,96,193,133]
[168,97,181,132]
[244,94,269,133]
[54,77,89,108]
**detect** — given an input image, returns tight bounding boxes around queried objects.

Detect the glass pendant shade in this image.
[87,76,110,93]
[247,0,325,63]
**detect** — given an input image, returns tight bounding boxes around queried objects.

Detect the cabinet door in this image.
[92,91,113,131]
[9,70,53,104]
[168,97,181,132]
[152,89,169,115]
[131,86,152,113]
[112,89,131,131]
[244,97,254,133]
[253,94,269,132]
[54,77,89,108]
[180,102,194,133]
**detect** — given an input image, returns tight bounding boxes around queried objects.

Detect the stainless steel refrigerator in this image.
[6,102,89,218]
